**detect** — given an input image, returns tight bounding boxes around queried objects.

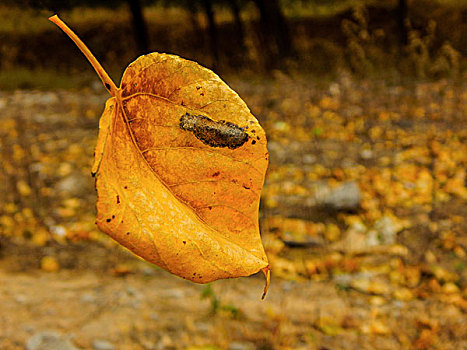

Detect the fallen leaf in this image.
[40,256,60,272]
[49,15,270,295]
[441,282,460,294]
[393,288,414,301]
[366,320,391,335]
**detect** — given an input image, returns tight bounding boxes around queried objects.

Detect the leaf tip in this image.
[261,265,271,300]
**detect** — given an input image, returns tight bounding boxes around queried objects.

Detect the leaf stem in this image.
[48,14,118,96]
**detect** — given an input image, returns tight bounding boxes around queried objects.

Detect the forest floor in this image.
[0,243,464,350]
[0,75,466,350]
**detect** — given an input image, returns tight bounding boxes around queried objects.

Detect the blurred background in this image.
[0,1,466,349]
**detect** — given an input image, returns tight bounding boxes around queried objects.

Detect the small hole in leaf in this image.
[106,218,111,223]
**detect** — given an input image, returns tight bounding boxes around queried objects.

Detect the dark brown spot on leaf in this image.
[179,113,249,149]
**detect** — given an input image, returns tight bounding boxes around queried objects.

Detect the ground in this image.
[0,243,465,350]
[0,75,466,349]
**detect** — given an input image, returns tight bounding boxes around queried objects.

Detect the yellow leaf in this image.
[17,180,31,196]
[41,256,60,272]
[50,15,269,296]
[32,228,50,246]
[365,320,391,335]
[442,282,460,294]
[324,223,341,242]
[393,288,414,301]
[58,162,73,176]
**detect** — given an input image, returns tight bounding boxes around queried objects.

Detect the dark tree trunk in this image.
[202,0,219,70]
[397,0,408,48]
[228,0,247,53]
[126,0,149,54]
[253,0,295,69]
[187,1,203,39]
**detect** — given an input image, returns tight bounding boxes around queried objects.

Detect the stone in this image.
[375,216,397,244]
[55,172,90,197]
[92,339,115,350]
[229,341,255,350]
[315,181,361,210]
[26,331,78,350]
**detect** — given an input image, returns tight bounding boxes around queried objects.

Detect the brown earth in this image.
[0,241,466,350]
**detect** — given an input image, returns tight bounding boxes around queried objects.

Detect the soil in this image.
[0,241,465,350]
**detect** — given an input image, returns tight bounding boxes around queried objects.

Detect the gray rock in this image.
[92,339,115,350]
[14,294,29,304]
[316,181,361,210]
[229,341,255,350]
[80,292,96,303]
[55,172,90,197]
[26,331,78,350]
[375,216,398,244]
[365,230,380,246]
[360,149,373,159]
[163,288,184,299]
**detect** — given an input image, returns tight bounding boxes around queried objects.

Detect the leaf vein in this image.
[168,179,259,196]
[140,146,262,175]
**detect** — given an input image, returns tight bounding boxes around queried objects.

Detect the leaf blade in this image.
[95,95,269,283]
